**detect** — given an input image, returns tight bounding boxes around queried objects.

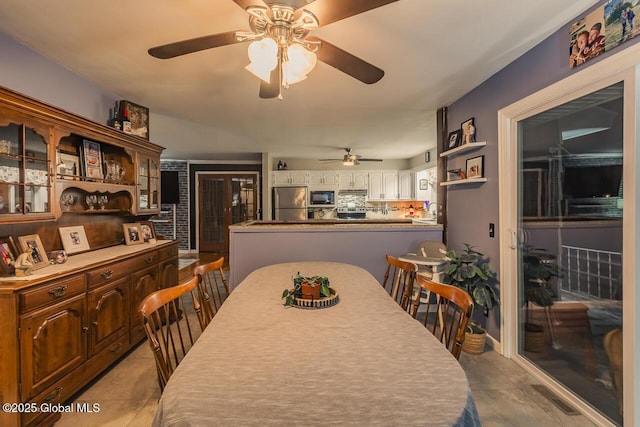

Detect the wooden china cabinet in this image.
[0,86,179,427]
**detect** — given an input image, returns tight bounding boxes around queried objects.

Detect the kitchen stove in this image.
[337,206,367,219]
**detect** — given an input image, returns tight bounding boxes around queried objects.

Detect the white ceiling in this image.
[0,0,597,161]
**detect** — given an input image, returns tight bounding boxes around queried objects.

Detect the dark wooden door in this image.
[198,174,258,252]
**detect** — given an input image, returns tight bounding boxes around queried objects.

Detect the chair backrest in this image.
[139,276,203,391]
[411,276,474,359]
[193,256,229,328]
[417,240,447,259]
[382,254,417,310]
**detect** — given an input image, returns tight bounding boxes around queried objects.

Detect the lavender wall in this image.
[0,32,118,124]
[445,0,640,338]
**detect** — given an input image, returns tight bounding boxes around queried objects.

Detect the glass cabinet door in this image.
[137,154,159,213]
[0,123,50,217]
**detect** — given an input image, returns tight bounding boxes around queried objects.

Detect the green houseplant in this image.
[442,244,499,354]
[282,273,331,306]
[442,244,499,316]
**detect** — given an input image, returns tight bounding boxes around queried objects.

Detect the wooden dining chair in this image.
[382,254,417,310]
[139,276,203,391]
[410,276,474,359]
[193,256,229,328]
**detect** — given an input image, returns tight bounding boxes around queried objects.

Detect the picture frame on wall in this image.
[466,155,485,179]
[0,236,18,276]
[17,234,50,270]
[58,225,91,254]
[123,223,145,245]
[82,140,103,180]
[445,129,462,151]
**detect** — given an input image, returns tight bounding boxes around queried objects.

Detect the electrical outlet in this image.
[489,223,495,238]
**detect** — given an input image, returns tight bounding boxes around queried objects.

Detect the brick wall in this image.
[157,160,189,250]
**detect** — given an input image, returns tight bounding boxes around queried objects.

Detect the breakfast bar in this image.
[229,220,443,289]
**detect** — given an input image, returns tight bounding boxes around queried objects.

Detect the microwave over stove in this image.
[309,190,335,206]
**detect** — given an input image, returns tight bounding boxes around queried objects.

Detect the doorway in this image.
[196,173,258,252]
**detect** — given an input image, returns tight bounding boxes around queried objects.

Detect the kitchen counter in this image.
[229,220,443,288]
[231,219,440,229]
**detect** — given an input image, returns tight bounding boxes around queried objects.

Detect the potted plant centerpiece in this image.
[522,245,561,352]
[442,244,499,354]
[282,273,331,306]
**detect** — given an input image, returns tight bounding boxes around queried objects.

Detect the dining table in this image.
[152,262,482,426]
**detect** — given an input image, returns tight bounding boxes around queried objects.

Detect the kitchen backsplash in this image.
[310,200,436,220]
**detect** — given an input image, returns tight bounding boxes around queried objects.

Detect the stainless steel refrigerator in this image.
[273,186,308,220]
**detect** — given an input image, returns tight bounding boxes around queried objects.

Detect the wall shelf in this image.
[440,141,486,158]
[440,178,487,187]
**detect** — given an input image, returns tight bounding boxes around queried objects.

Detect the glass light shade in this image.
[246,38,278,83]
[284,43,317,85]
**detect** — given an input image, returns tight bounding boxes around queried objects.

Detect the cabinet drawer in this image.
[86,251,158,288]
[19,275,86,314]
[157,243,177,261]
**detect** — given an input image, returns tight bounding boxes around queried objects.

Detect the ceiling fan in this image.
[320,147,383,166]
[147,0,398,99]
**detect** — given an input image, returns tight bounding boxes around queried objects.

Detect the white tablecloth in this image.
[153,262,481,426]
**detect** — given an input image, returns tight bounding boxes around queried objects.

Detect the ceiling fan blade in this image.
[358,158,384,162]
[232,0,269,10]
[148,31,245,59]
[259,68,281,99]
[309,36,384,84]
[297,0,399,27]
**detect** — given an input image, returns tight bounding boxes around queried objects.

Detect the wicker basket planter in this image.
[462,329,487,355]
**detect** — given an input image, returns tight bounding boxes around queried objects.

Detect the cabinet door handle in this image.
[110,342,123,353]
[145,256,154,264]
[43,386,62,404]
[48,285,67,298]
[100,270,113,280]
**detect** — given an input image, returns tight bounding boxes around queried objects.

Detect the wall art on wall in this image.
[569,5,606,69]
[605,0,638,52]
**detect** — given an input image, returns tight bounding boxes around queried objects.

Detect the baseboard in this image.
[485,332,502,354]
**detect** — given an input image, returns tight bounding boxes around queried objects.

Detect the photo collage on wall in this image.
[570,1,639,69]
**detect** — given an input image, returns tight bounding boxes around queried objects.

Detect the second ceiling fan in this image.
[320,148,383,166]
[148,0,399,99]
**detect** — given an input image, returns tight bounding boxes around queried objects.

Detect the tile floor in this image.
[56,343,599,427]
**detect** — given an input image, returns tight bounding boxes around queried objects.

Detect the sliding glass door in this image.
[500,61,639,426]
[518,82,623,424]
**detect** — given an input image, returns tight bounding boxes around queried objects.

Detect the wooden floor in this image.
[178,251,229,283]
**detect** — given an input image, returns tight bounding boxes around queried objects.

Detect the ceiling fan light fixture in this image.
[283,43,317,85]
[246,38,277,82]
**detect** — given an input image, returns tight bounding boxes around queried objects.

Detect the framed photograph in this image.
[466,155,485,179]
[419,179,428,190]
[0,236,17,276]
[56,151,80,179]
[446,129,462,151]
[82,140,103,180]
[58,225,91,254]
[139,221,156,243]
[17,234,50,270]
[460,117,476,145]
[118,100,150,140]
[123,223,145,245]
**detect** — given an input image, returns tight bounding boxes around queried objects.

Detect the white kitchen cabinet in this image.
[308,170,339,187]
[338,171,369,189]
[272,170,308,186]
[368,171,399,201]
[398,170,414,200]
